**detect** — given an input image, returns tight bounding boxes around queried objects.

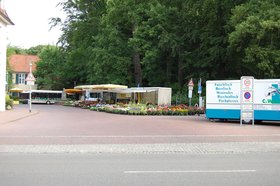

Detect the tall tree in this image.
[34,46,67,89]
[53,0,280,95]
[53,0,107,86]
[228,0,280,78]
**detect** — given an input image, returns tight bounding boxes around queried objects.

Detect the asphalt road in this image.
[1,152,279,186]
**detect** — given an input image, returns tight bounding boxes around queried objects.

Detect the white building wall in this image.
[157,88,172,105]
[0,23,7,111]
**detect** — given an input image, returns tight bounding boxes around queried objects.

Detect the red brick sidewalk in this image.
[0,105,38,125]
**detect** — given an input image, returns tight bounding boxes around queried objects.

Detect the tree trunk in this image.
[166,54,172,85]
[177,55,184,86]
[133,52,142,86]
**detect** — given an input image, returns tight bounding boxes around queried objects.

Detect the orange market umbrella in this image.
[64,89,84,94]
[9,88,23,93]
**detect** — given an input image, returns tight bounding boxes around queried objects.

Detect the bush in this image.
[5,94,13,110]
[10,96,19,101]
[90,106,97,111]
[188,109,195,115]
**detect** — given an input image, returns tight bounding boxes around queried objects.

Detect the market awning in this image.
[74,84,128,90]
[110,88,157,94]
[9,88,23,93]
[64,89,84,94]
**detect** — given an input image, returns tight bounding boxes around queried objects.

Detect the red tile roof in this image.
[9,54,40,73]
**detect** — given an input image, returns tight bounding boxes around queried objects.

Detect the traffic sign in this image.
[240,76,254,126]
[198,78,202,94]
[26,72,36,82]
[198,86,202,94]
[188,90,193,99]
[188,78,194,106]
[242,77,254,89]
[242,90,253,103]
[188,78,194,87]
[244,91,251,99]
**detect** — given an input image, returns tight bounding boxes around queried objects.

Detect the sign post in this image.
[188,78,194,106]
[240,76,254,126]
[26,62,36,112]
[198,78,202,108]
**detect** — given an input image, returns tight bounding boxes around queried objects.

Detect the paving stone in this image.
[1,142,280,154]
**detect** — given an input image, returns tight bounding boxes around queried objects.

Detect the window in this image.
[89,92,101,98]
[16,73,26,84]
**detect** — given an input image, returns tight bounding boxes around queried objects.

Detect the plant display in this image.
[87,103,205,116]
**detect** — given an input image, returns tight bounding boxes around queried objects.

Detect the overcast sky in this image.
[4,0,65,49]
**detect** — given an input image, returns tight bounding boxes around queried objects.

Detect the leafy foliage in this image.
[229,0,280,78]
[34,46,67,89]
[20,0,280,94]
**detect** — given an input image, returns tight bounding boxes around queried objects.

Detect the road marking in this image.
[124,170,257,174]
[0,134,280,138]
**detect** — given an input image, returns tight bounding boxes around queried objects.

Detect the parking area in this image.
[0,104,280,145]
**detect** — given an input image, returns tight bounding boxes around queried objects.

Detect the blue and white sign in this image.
[198,79,202,94]
[240,76,254,125]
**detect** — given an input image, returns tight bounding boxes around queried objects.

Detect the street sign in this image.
[26,72,36,82]
[188,90,193,99]
[26,81,35,85]
[26,72,36,86]
[240,76,254,126]
[242,77,254,89]
[242,90,253,103]
[198,78,202,94]
[198,86,202,94]
[188,79,194,87]
[188,78,194,98]
[188,78,194,106]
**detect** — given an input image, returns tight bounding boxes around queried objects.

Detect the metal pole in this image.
[29,62,32,113]
[6,71,8,92]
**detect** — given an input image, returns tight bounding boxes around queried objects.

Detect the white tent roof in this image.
[110,87,157,93]
[74,84,128,90]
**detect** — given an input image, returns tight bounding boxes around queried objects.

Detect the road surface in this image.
[1,104,280,186]
[1,152,279,186]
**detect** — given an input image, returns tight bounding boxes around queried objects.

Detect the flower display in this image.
[87,103,205,116]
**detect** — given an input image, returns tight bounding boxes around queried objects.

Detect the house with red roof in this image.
[8,54,40,91]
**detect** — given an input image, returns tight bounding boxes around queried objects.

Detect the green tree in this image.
[53,0,107,86]
[90,0,153,86]
[34,46,67,89]
[228,0,280,78]
[26,45,47,55]
[7,46,26,55]
[53,0,278,95]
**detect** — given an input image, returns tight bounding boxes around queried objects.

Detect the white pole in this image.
[29,62,32,112]
[198,78,202,108]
